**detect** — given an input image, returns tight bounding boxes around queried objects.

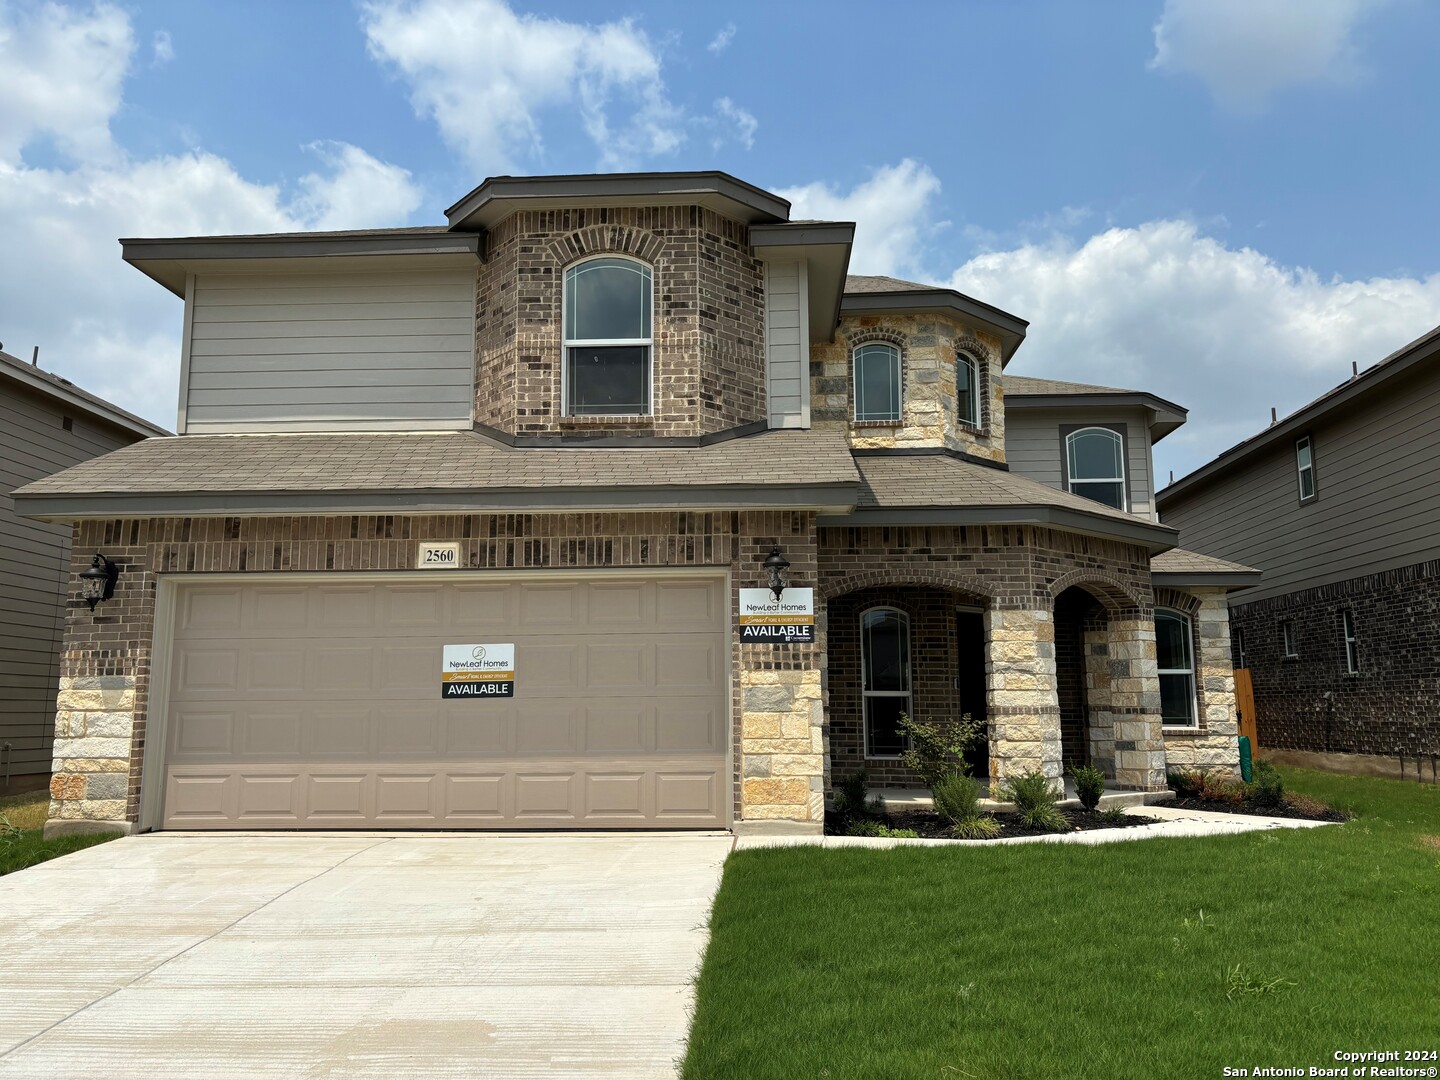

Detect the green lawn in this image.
[0,790,118,876]
[683,768,1440,1079]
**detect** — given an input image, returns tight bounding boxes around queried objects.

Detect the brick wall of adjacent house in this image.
[474,206,766,439]
[1229,559,1440,756]
[810,315,1007,463]
[46,510,825,830]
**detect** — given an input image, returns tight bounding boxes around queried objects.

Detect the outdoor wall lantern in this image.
[762,546,791,602]
[79,554,120,612]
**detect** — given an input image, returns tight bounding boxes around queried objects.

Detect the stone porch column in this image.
[985,607,1063,793]
[1107,616,1168,790]
[1082,620,1117,778]
[739,670,825,824]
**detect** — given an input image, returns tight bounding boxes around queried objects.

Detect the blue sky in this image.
[3,0,1438,482]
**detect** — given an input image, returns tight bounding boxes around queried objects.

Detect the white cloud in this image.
[1149,0,1387,110]
[0,3,423,429]
[776,160,943,278]
[151,29,173,65]
[361,0,685,172]
[707,23,735,55]
[949,220,1440,478]
[712,97,757,151]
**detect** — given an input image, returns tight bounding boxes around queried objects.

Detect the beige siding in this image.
[1005,407,1157,518]
[183,268,477,433]
[1161,363,1440,603]
[765,260,809,428]
[1,385,143,780]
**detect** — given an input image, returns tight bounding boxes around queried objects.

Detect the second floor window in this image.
[1065,427,1127,510]
[1295,435,1316,502]
[957,354,978,427]
[854,343,901,422]
[564,257,652,416]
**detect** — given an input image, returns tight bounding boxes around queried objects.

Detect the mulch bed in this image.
[827,807,1162,840]
[1168,796,1350,822]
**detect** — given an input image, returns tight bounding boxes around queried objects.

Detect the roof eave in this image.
[1002,392,1189,442]
[817,504,1178,554]
[751,222,855,343]
[0,353,169,439]
[839,291,1029,365]
[1151,571,1263,590]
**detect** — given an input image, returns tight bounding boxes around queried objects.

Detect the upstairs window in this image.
[1065,427,1127,510]
[861,607,911,757]
[854,343,902,422]
[957,354,979,427]
[1295,435,1316,502]
[563,257,652,416]
[1156,608,1197,727]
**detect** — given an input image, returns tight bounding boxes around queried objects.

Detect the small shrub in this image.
[845,820,919,839]
[1000,770,1068,832]
[832,769,882,824]
[1071,764,1106,810]
[1248,760,1285,808]
[897,712,984,789]
[1098,806,1129,826]
[950,815,1002,840]
[1167,768,1205,798]
[932,772,982,825]
[1198,770,1246,805]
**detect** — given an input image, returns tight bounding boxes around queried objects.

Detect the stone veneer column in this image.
[45,676,137,836]
[1107,616,1168,790]
[739,670,825,824]
[1082,621,1117,777]
[985,607,1063,793]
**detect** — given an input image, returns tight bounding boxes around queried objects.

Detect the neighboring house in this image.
[0,349,166,794]
[15,170,1256,837]
[1157,326,1440,761]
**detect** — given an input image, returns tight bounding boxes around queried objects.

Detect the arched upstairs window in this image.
[957,353,979,427]
[563,256,653,416]
[861,607,911,757]
[853,342,901,422]
[1156,608,1197,728]
[1065,426,1127,510]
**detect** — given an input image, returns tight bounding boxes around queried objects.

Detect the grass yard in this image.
[684,768,1440,1079]
[0,790,118,876]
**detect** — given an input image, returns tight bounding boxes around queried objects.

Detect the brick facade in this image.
[1229,559,1440,756]
[475,206,765,439]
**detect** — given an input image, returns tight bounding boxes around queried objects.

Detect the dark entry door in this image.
[955,611,989,778]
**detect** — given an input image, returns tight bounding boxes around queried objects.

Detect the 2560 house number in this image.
[416,542,460,569]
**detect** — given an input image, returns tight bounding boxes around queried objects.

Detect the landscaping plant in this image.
[1071,763,1106,810]
[896,712,984,789]
[1248,760,1285,808]
[844,820,920,839]
[931,772,1002,839]
[999,769,1068,832]
[830,768,883,827]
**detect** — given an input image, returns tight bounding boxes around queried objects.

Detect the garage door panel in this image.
[161,574,728,829]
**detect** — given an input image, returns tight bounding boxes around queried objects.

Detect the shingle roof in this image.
[1150,548,1259,576]
[1002,374,1139,396]
[844,274,937,294]
[12,428,859,515]
[0,350,169,438]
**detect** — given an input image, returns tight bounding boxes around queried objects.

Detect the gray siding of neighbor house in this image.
[765,259,810,427]
[182,268,477,433]
[1,385,142,782]
[1004,406,1157,519]
[1159,360,1440,605]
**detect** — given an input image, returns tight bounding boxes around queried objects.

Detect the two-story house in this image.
[1158,325,1440,765]
[15,170,1256,837]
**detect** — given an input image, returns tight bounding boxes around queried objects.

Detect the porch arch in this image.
[1046,569,1144,616]
[819,568,998,605]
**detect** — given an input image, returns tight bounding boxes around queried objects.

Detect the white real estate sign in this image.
[441,643,516,698]
[737,588,815,643]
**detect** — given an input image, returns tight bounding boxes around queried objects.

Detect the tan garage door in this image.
[158,574,729,829]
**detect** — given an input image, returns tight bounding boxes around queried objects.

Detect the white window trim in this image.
[1156,607,1199,729]
[852,342,903,423]
[1341,610,1359,675]
[1065,426,1128,512]
[1295,435,1316,503]
[561,255,654,418]
[957,353,979,427]
[1281,619,1298,658]
[860,605,912,759]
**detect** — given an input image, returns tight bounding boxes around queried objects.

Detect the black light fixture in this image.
[79,554,120,612]
[762,546,790,603]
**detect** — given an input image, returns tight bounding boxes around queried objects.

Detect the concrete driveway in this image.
[0,832,731,1079]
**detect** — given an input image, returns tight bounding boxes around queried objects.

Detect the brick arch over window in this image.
[839,327,908,422]
[545,225,665,266]
[1047,569,1145,617]
[952,335,995,432]
[820,568,998,605]
[1153,587,1202,616]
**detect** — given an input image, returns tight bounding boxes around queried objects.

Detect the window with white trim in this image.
[1156,608,1198,727]
[1281,619,1298,658]
[957,354,979,427]
[1295,435,1316,502]
[861,607,911,757]
[853,343,902,422]
[563,256,652,416]
[1066,427,1127,510]
[1341,610,1358,674]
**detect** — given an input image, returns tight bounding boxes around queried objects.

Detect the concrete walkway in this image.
[0,832,731,1079]
[734,804,1334,850]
